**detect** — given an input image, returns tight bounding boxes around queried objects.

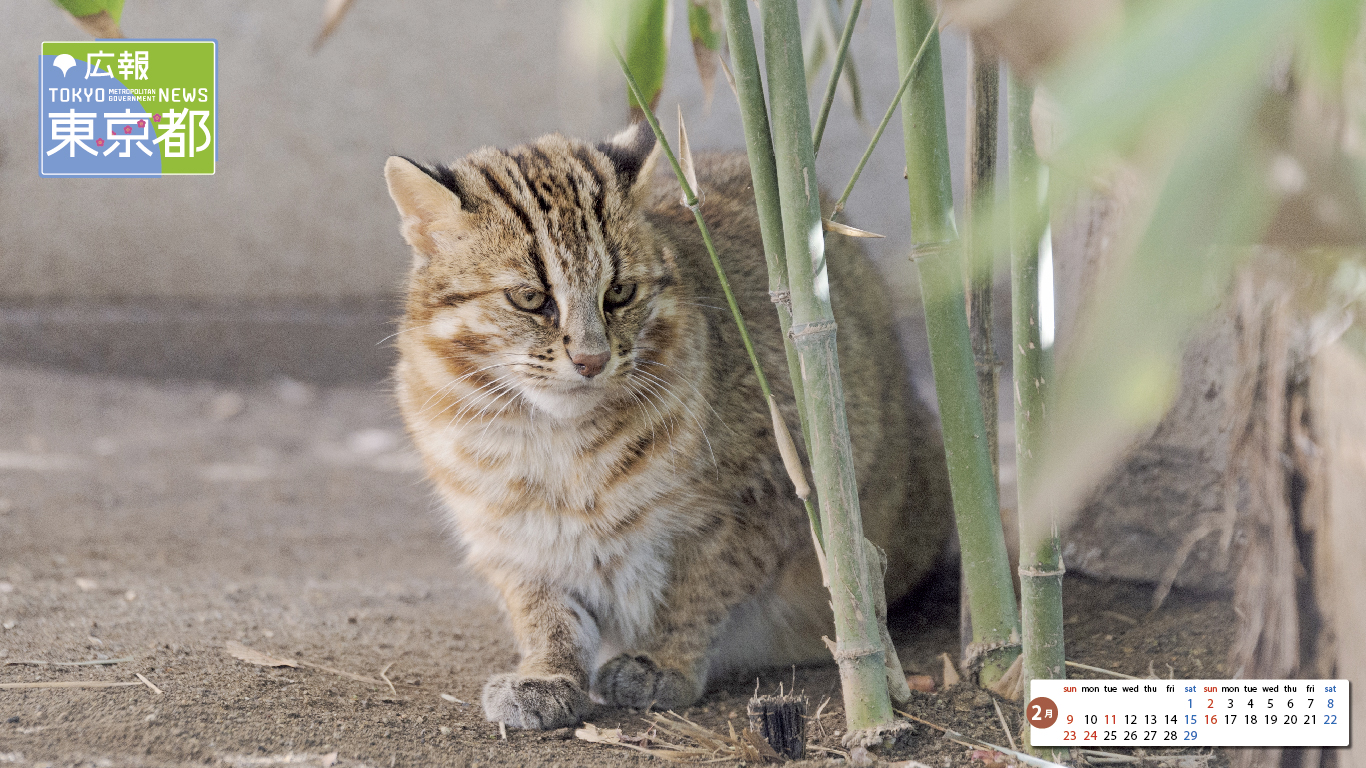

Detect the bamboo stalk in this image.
[614,45,775,405]
[829,14,939,219]
[811,0,863,155]
[720,0,823,541]
[891,0,1020,686]
[1010,73,1066,755]
[757,0,894,732]
[965,37,1000,488]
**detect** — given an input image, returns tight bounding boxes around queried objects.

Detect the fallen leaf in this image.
[225,640,298,668]
[968,748,1011,768]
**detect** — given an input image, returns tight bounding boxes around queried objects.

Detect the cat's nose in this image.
[570,350,610,378]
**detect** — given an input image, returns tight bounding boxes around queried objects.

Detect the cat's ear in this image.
[597,122,659,203]
[384,156,468,262]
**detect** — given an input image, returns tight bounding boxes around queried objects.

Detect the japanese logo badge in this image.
[40,40,216,177]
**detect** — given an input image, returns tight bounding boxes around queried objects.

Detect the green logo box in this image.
[41,40,216,176]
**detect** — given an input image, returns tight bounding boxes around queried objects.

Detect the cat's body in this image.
[383,125,951,730]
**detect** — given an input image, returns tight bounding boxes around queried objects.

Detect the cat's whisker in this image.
[443,373,518,427]
[416,362,520,415]
[630,371,717,476]
[621,377,669,455]
[634,367,716,427]
[635,360,738,437]
[376,318,445,346]
[628,380,682,473]
[476,391,524,443]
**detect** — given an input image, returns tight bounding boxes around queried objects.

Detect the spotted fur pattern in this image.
[383,124,952,730]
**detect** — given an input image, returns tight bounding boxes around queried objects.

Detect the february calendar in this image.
[1028,680,1350,747]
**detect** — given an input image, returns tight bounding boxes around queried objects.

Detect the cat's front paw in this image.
[481,672,589,730]
[594,654,702,710]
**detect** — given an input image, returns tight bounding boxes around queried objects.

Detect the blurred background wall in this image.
[1,0,973,382]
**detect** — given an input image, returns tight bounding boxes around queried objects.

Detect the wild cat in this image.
[383,123,952,729]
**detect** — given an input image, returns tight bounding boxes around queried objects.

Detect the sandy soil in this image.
[0,366,1235,767]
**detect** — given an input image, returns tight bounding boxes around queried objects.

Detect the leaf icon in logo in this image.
[53,53,77,76]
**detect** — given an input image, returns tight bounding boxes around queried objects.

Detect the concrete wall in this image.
[4,0,972,298]
[2,0,973,380]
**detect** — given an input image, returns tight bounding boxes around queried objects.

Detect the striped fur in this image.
[384,124,953,729]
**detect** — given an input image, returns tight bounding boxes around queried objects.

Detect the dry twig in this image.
[135,673,163,695]
[0,681,143,689]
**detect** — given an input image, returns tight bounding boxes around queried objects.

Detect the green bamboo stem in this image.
[965,37,999,489]
[829,13,938,219]
[811,0,863,155]
[612,45,774,406]
[1010,73,1065,753]
[720,0,823,544]
[758,0,894,732]
[615,42,825,540]
[891,0,1020,686]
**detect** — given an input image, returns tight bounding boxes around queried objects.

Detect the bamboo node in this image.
[962,640,1022,675]
[1017,564,1066,578]
[829,642,883,662]
[767,289,792,308]
[841,719,913,749]
[909,240,956,262]
[788,319,837,340]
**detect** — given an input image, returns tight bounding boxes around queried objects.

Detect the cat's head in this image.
[385,124,681,420]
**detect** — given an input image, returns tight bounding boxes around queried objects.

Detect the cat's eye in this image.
[604,282,637,310]
[507,288,548,312]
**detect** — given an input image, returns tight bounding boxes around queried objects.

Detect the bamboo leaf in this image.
[623,0,673,115]
[768,395,811,499]
[841,52,864,122]
[801,0,832,86]
[821,218,884,238]
[1048,0,1302,171]
[1296,0,1364,88]
[812,0,863,154]
[688,0,725,107]
[716,53,739,101]
[677,105,700,204]
[313,0,358,52]
[50,0,123,23]
[831,9,939,216]
[50,0,124,37]
[1034,82,1273,540]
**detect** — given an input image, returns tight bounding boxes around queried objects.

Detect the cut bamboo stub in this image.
[747,693,808,759]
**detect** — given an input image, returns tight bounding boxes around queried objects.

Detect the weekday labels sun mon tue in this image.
[1028,679,1350,747]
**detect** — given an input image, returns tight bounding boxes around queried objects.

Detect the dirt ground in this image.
[0,365,1236,767]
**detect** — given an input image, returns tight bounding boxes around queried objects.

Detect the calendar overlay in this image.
[1028,680,1349,747]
